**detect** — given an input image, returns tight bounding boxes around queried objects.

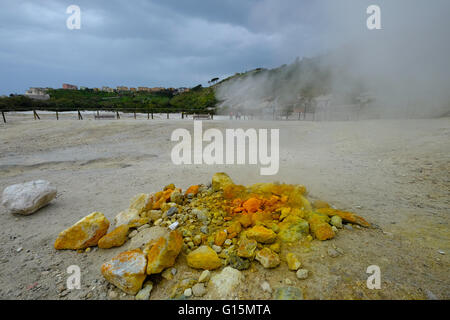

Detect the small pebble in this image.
[224,239,232,246]
[261,281,272,293]
[192,283,206,297]
[137,224,150,232]
[437,250,445,255]
[425,289,438,300]
[169,221,179,230]
[166,207,178,217]
[296,269,309,280]
[212,245,222,253]
[184,288,192,297]
[200,226,209,234]
[328,248,340,258]
[198,270,210,283]
[284,278,292,285]
[193,235,202,246]
[128,230,138,238]
[330,215,343,228]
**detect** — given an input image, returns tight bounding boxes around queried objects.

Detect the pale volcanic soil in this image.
[0,114,449,300]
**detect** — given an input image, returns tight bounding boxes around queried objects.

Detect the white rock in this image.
[114,208,140,227]
[184,288,192,297]
[296,269,309,280]
[168,221,179,230]
[198,270,211,283]
[2,180,56,215]
[137,224,150,232]
[128,230,138,238]
[127,226,168,250]
[192,283,207,297]
[261,281,272,293]
[135,281,153,300]
[210,267,244,299]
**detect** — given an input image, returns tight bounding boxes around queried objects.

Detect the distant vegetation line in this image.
[0,85,217,114]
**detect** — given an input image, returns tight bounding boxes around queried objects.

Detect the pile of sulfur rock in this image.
[54,172,370,299]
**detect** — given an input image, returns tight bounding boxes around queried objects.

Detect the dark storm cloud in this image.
[1,0,291,94]
[1,0,449,96]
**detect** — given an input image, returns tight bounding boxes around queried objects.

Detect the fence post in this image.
[2,111,6,123]
[151,112,154,119]
[56,110,59,120]
[167,113,169,119]
[134,110,136,119]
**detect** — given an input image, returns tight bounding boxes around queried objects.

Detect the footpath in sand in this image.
[0,116,449,299]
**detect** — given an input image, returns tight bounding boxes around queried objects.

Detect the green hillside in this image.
[0,86,217,114]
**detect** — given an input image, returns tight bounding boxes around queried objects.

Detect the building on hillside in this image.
[150,87,164,93]
[102,86,114,93]
[130,88,136,92]
[62,83,78,90]
[117,86,129,91]
[25,87,50,100]
[175,87,190,94]
[138,87,151,92]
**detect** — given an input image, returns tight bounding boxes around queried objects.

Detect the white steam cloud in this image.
[216,0,450,119]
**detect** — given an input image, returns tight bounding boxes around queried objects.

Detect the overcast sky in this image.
[0,0,448,95]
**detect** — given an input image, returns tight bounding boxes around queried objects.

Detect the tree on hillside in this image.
[209,77,220,86]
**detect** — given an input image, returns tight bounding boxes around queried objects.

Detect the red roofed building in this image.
[62,83,78,90]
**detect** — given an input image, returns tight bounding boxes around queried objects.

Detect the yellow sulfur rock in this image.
[98,225,130,249]
[316,208,370,227]
[101,248,147,295]
[129,193,150,215]
[237,237,257,258]
[212,173,234,191]
[255,248,280,268]
[54,212,110,250]
[226,221,242,235]
[114,208,140,227]
[278,215,309,242]
[147,231,183,274]
[309,214,335,240]
[269,241,281,253]
[286,253,302,271]
[246,225,277,244]
[186,245,222,270]
[313,200,330,209]
[214,230,227,246]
